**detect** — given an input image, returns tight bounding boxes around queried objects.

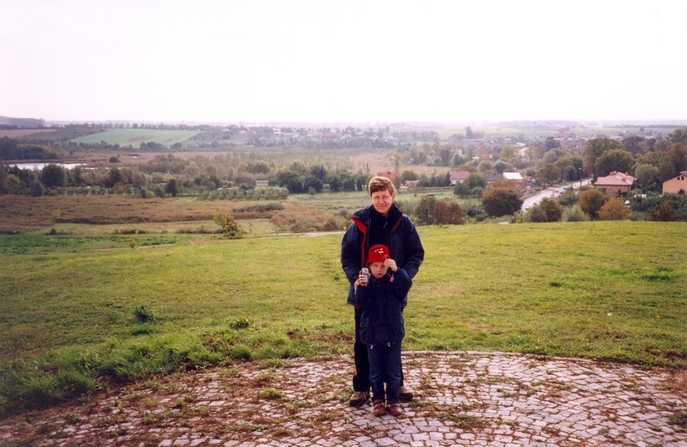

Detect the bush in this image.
[577,189,607,219]
[562,205,590,222]
[524,205,548,222]
[481,187,523,217]
[212,212,243,238]
[599,197,631,221]
[648,203,679,221]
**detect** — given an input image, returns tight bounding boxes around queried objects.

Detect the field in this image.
[0,129,57,138]
[69,129,199,146]
[0,216,685,416]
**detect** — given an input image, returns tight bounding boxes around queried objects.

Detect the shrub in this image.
[599,197,631,221]
[481,187,523,217]
[648,203,679,221]
[212,212,243,238]
[562,205,590,222]
[524,205,548,222]
[577,189,607,219]
[540,198,564,222]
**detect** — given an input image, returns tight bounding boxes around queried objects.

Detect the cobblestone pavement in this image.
[2,352,686,447]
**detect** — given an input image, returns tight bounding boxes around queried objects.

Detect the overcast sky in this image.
[1,0,686,125]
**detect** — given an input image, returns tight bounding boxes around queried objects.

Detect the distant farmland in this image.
[70,129,199,146]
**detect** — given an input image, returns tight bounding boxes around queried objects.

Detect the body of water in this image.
[8,162,85,170]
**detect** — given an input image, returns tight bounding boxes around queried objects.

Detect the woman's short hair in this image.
[368,176,396,196]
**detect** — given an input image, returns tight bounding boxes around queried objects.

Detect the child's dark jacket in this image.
[354,269,412,347]
[341,203,424,307]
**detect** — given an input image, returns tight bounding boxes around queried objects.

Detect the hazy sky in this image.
[2,0,686,124]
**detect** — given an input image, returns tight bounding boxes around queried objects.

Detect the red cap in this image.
[367,244,390,264]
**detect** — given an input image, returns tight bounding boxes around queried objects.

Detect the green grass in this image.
[70,129,199,146]
[0,221,685,416]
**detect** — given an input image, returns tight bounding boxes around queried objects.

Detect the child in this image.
[354,244,412,417]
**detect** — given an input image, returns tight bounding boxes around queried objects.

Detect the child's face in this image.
[368,261,388,278]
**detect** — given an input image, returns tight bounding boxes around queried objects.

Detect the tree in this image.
[433,200,450,224]
[414,195,437,225]
[544,137,561,151]
[583,138,624,178]
[165,178,179,197]
[394,152,402,173]
[40,164,67,188]
[539,198,564,222]
[465,126,473,139]
[621,135,650,155]
[276,170,304,193]
[466,172,487,189]
[303,175,323,193]
[554,157,573,181]
[594,148,634,177]
[481,186,523,217]
[598,197,630,220]
[670,128,687,146]
[0,136,18,160]
[30,179,45,197]
[658,142,687,181]
[445,202,466,224]
[634,164,660,191]
[536,163,559,187]
[0,164,8,195]
[577,189,607,219]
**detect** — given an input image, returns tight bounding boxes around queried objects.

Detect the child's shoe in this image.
[372,399,387,416]
[388,403,404,417]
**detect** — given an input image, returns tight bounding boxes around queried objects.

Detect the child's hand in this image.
[384,259,398,272]
[355,272,368,287]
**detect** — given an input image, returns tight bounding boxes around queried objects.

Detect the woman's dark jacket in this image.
[354,269,412,347]
[341,203,424,307]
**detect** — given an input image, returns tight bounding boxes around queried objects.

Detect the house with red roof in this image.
[449,170,471,185]
[592,171,636,195]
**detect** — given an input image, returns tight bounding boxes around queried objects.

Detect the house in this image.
[592,171,636,195]
[449,170,471,185]
[663,171,687,194]
[474,145,492,160]
[502,172,523,181]
[401,180,420,189]
[255,180,269,187]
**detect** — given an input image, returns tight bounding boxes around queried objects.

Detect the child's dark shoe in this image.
[373,399,386,416]
[388,403,404,417]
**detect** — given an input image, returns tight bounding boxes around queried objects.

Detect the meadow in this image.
[0,220,685,417]
[70,129,199,146]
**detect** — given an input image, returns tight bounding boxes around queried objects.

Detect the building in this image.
[663,171,687,194]
[592,171,636,195]
[449,171,471,185]
[502,172,524,181]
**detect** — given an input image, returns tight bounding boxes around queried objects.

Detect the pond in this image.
[8,162,85,170]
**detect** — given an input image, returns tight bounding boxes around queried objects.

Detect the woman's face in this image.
[370,189,395,216]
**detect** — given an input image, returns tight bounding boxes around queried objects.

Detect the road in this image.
[521,178,592,211]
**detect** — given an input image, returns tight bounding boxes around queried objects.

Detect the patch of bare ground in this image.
[0,195,257,232]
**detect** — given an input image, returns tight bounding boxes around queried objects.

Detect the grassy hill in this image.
[0,221,685,416]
